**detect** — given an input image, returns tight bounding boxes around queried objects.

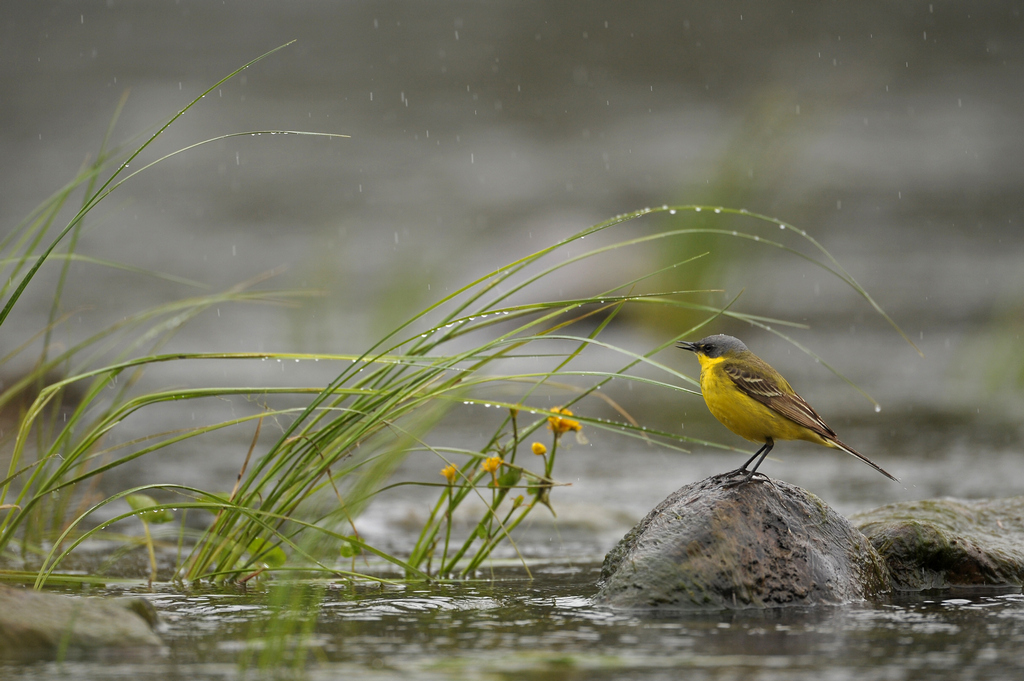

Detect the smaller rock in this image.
[596,475,890,610]
[0,584,162,659]
[852,497,1024,590]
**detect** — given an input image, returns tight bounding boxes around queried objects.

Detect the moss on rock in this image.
[852,497,1024,590]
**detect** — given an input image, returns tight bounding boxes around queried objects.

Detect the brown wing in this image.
[722,359,837,439]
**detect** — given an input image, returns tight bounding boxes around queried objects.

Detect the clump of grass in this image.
[2,45,915,591]
[0,42,342,577]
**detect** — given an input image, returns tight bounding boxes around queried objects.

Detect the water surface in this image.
[3,565,1023,680]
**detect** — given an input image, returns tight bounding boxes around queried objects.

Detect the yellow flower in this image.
[547,407,581,436]
[440,463,458,484]
[481,455,502,474]
[531,442,547,456]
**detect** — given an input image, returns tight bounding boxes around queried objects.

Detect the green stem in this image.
[141,520,157,583]
[440,479,512,576]
[462,499,536,576]
[440,486,453,577]
[508,409,520,466]
[407,491,449,572]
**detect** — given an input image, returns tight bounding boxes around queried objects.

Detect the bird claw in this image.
[711,468,751,480]
[716,469,772,488]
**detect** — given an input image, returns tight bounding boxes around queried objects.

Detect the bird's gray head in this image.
[676,334,749,358]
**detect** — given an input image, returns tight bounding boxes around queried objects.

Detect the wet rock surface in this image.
[852,496,1024,590]
[0,584,162,658]
[596,475,890,610]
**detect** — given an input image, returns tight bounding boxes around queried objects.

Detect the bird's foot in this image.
[716,468,772,487]
[711,467,752,480]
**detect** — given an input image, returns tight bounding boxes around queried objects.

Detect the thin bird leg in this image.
[743,438,774,481]
[718,438,774,484]
[738,443,769,472]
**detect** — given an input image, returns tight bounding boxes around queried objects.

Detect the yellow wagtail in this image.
[677,334,898,483]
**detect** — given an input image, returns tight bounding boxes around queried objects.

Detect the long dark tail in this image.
[826,437,900,482]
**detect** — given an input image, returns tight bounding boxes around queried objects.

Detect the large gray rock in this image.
[0,584,162,658]
[596,475,890,609]
[852,496,1024,590]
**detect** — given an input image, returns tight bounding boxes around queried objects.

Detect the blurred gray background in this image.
[3,1,1023,551]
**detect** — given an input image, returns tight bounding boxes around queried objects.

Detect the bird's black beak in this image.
[676,340,698,353]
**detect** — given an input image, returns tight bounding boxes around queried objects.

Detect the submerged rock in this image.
[0,584,162,658]
[852,497,1024,590]
[596,475,890,610]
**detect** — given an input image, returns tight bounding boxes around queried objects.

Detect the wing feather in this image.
[722,361,837,438]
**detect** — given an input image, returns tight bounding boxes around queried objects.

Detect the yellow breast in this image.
[697,355,823,444]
